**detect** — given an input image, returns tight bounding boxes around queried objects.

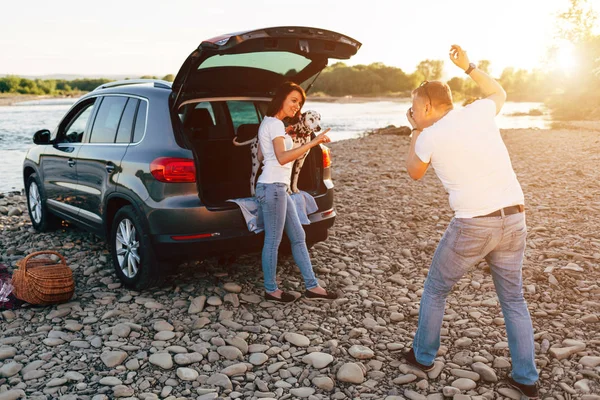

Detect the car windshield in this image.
[198,51,311,76]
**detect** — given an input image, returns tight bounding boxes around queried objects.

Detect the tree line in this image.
[309,60,550,103]
[0,75,175,96]
[0,65,549,103]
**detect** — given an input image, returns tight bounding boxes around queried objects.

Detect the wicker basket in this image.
[12,251,75,305]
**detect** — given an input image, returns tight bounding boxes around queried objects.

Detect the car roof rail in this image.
[93,79,172,91]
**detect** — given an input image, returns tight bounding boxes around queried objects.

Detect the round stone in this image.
[149,353,173,369]
[177,367,199,381]
[154,331,176,341]
[284,332,310,347]
[451,378,477,390]
[302,352,334,369]
[154,321,174,332]
[348,345,375,359]
[207,296,222,306]
[249,353,269,365]
[337,362,364,384]
[223,282,242,293]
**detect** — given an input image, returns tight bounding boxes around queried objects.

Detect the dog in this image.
[288,110,321,193]
[232,110,322,196]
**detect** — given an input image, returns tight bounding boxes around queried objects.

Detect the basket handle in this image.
[18,251,67,272]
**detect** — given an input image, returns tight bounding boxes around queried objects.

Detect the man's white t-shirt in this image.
[257,116,294,186]
[415,99,524,218]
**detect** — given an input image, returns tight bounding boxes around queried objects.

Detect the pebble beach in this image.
[0,125,599,399]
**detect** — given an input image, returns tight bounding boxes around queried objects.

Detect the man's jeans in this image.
[255,182,319,293]
[413,212,538,385]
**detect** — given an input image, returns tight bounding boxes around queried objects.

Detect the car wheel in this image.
[110,205,161,290]
[26,173,57,232]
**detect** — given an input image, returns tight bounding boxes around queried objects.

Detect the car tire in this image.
[26,173,57,232]
[110,205,161,290]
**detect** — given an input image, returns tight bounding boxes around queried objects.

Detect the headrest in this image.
[236,124,260,142]
[185,108,214,130]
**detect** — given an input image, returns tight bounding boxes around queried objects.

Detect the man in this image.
[404,45,539,398]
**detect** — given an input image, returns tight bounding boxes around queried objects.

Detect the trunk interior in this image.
[179,100,325,208]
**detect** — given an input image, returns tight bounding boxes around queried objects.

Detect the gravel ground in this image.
[0,127,599,400]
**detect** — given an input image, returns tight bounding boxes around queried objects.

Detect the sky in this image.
[1,0,598,80]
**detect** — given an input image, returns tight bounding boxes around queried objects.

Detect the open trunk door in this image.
[172,26,361,108]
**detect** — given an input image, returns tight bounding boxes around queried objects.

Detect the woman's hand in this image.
[310,128,331,146]
[449,44,470,71]
[273,128,331,165]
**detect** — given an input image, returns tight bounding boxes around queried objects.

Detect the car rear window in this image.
[198,51,311,76]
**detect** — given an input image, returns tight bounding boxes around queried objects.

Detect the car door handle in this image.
[68,159,76,167]
[105,162,115,173]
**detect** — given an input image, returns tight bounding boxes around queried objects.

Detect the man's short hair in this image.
[412,81,453,108]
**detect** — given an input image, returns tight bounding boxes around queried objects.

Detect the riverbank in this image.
[0,94,79,106]
[0,93,411,106]
[0,93,555,107]
[1,126,599,398]
[308,95,409,103]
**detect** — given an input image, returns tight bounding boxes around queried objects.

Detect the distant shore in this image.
[0,93,560,107]
[307,95,410,103]
[0,93,79,106]
[0,93,412,106]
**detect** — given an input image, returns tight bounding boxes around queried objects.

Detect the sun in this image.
[554,40,578,73]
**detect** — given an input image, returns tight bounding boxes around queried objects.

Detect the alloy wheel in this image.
[28,181,42,224]
[115,218,141,278]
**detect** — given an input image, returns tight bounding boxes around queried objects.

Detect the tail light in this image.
[150,157,196,183]
[321,209,335,218]
[321,144,331,168]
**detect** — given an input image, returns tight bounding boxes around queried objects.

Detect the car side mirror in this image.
[33,129,51,145]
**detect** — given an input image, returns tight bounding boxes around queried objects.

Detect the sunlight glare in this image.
[555,41,577,73]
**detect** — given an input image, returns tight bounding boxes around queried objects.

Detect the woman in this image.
[256,81,337,303]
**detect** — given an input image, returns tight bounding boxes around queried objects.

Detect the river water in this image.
[0,98,550,193]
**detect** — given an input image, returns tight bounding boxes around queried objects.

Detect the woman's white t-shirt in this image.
[257,116,294,186]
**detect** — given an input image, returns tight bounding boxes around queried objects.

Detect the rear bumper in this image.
[142,187,335,234]
[151,214,335,260]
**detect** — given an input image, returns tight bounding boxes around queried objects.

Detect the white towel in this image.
[227,191,318,233]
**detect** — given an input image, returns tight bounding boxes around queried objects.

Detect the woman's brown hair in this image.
[266,81,306,119]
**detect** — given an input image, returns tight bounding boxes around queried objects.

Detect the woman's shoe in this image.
[506,375,539,399]
[304,289,338,301]
[264,291,297,303]
[404,348,435,372]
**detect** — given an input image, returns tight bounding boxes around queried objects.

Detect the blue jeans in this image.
[255,182,319,293]
[413,212,538,385]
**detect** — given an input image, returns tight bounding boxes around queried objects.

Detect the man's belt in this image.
[474,204,524,218]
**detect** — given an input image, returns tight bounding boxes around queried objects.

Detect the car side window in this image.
[132,100,147,143]
[59,100,97,144]
[89,96,128,143]
[228,101,260,134]
[115,98,139,143]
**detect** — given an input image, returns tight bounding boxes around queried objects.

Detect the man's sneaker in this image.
[404,348,435,372]
[507,375,539,399]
